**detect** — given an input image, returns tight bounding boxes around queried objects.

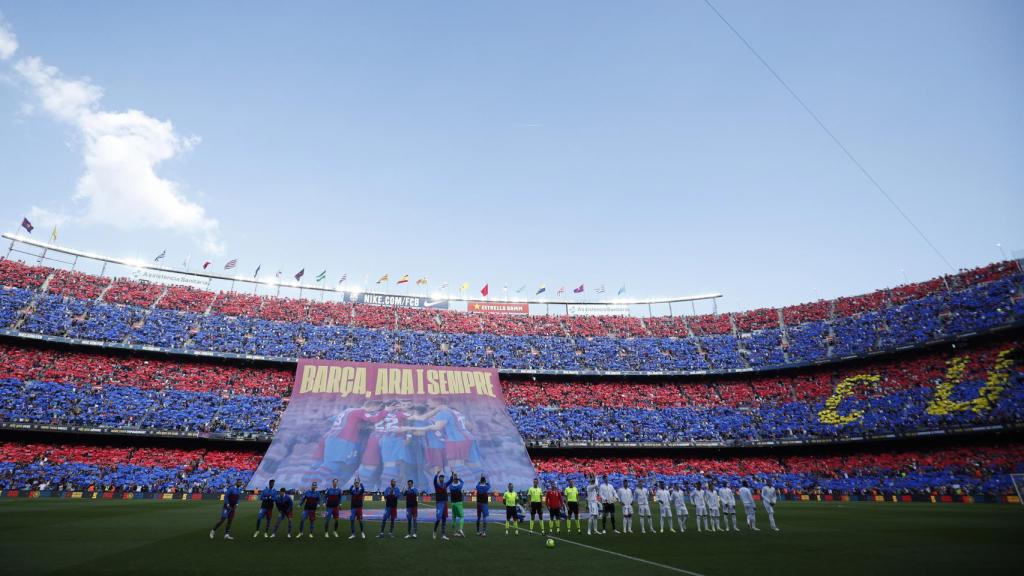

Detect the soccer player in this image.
[635,480,653,534]
[448,471,467,537]
[655,481,673,533]
[761,480,779,531]
[433,471,450,540]
[672,483,689,533]
[348,478,366,539]
[324,478,343,537]
[254,479,276,538]
[691,482,706,532]
[503,482,520,535]
[563,478,581,534]
[271,487,293,538]
[475,475,491,536]
[719,483,739,531]
[598,474,618,534]
[526,478,544,532]
[586,474,602,535]
[545,482,564,534]
[704,481,721,532]
[378,479,400,538]
[738,480,759,530]
[297,481,320,538]
[403,479,420,539]
[210,479,243,540]
[617,479,634,534]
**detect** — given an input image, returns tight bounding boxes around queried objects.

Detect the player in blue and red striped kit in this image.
[378,479,399,538]
[271,488,293,538]
[348,479,366,539]
[297,482,321,538]
[254,479,276,538]
[324,479,343,538]
[433,471,450,541]
[210,479,244,540]
[476,476,491,537]
[403,480,420,539]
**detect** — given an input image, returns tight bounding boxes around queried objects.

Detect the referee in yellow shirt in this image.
[527,478,544,532]
[564,479,581,533]
[503,483,519,535]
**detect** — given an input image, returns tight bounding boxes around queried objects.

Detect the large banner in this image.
[248,360,535,491]
[467,301,530,315]
[342,292,449,309]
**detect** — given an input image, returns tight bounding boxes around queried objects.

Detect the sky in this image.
[0,0,1021,314]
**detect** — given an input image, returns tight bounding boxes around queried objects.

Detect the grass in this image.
[0,498,1021,575]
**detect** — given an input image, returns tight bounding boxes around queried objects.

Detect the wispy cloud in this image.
[0,14,17,60]
[4,19,223,254]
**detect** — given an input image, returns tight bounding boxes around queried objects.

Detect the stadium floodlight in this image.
[1011,474,1024,506]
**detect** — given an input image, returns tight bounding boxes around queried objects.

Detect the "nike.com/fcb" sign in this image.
[342,291,450,309]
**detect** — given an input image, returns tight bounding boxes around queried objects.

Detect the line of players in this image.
[209,472,780,540]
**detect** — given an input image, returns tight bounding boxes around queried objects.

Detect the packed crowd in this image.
[0,259,1021,373]
[1,440,1019,496]
[0,337,1019,445]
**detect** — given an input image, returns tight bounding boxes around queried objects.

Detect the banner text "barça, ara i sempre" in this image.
[249,360,536,492]
[297,364,496,398]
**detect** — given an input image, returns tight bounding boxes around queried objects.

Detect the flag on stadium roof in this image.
[574,284,584,293]
[377,274,389,284]
[596,285,606,294]
[536,285,546,295]
[294,268,305,281]
[154,249,166,262]
[439,281,449,290]
[20,218,33,233]
[338,273,347,284]
[275,270,281,279]
[50,226,58,242]
[516,285,526,293]
[315,270,326,282]
[618,285,626,295]
[397,274,409,284]
[253,265,261,278]
[481,284,489,297]
[416,277,428,285]
[557,286,565,295]
[459,282,469,292]
[224,259,237,270]
[203,261,210,269]
[182,253,191,268]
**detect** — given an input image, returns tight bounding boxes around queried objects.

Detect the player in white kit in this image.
[598,475,619,534]
[704,481,721,532]
[738,480,759,530]
[617,479,635,533]
[761,480,780,531]
[718,484,739,531]
[690,483,706,532]
[672,483,688,532]
[654,481,674,533]
[586,474,603,535]
[634,481,654,533]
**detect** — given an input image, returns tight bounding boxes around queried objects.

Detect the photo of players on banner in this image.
[210,473,781,540]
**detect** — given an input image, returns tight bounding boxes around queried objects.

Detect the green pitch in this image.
[0,499,1020,575]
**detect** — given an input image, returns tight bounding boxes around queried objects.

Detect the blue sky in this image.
[0,0,1021,313]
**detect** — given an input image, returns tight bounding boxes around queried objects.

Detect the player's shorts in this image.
[383,506,397,520]
[302,509,317,521]
[567,502,579,517]
[277,508,293,518]
[602,503,615,516]
[548,507,562,520]
[675,505,688,517]
[530,502,543,516]
[350,507,364,520]
[722,503,735,514]
[695,507,707,516]
[709,507,720,516]
[660,505,673,517]
[323,438,358,463]
[742,502,755,513]
[325,506,339,519]
[505,506,516,521]
[257,507,273,520]
[638,505,651,517]
[436,501,449,520]
[444,440,472,460]
[477,503,490,518]
[380,435,408,462]
[621,503,633,516]
[763,502,775,514]
[406,506,418,519]
[588,501,600,516]
[220,506,236,520]
[452,502,464,518]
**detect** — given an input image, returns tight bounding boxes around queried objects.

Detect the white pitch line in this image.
[521,529,709,576]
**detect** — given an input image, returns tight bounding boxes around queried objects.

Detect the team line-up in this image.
[209,470,782,540]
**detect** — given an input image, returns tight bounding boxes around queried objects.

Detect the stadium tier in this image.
[0,333,1020,444]
[1,440,1020,497]
[0,259,1021,373]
